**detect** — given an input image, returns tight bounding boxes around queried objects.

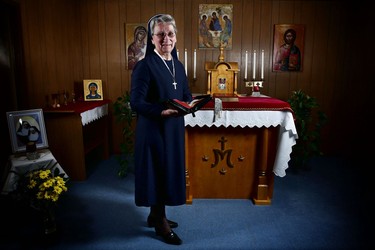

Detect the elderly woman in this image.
[130,14,192,245]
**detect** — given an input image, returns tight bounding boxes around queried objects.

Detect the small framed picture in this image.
[6,109,49,153]
[83,79,103,101]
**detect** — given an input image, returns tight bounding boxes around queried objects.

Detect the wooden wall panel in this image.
[239,0,251,92]
[16,0,372,158]
[225,0,241,89]
[97,0,108,97]
[258,1,272,95]
[310,1,329,100]
[79,0,90,85]
[321,2,342,114]
[42,1,58,93]
[21,0,43,106]
[268,1,279,97]
[181,0,191,79]
[295,1,314,94]
[105,0,123,152]
[86,1,101,78]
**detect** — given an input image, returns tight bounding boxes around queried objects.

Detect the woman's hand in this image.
[161,109,179,117]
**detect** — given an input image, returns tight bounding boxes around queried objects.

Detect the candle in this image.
[261,50,264,80]
[184,49,188,76]
[193,49,197,79]
[177,49,179,59]
[244,51,248,80]
[253,50,256,80]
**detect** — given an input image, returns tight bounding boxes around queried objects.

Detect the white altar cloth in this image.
[80,104,108,126]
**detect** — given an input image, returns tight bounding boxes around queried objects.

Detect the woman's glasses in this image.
[153,32,176,39]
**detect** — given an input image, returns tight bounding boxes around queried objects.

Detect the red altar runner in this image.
[43,100,111,114]
[200,96,293,112]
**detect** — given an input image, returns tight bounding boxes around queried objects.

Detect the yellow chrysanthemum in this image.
[43,179,54,188]
[36,192,44,199]
[39,170,51,179]
[51,195,59,202]
[22,167,68,204]
[28,179,37,189]
[54,186,63,194]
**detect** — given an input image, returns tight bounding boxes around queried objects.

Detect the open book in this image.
[164,94,212,117]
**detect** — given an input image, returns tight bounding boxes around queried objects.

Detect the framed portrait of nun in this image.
[6,109,49,153]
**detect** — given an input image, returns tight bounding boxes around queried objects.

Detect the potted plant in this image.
[287,90,327,169]
[113,91,136,177]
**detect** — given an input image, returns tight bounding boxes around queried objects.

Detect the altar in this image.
[43,100,110,181]
[184,96,298,205]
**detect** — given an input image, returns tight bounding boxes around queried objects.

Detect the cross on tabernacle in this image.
[219,136,228,150]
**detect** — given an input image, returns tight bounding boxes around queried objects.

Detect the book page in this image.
[172,99,191,108]
[189,99,201,107]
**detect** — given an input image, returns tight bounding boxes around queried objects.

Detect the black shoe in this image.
[156,229,182,245]
[147,216,178,228]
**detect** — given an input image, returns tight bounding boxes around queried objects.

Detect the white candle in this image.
[244,51,248,80]
[177,49,179,59]
[193,49,197,79]
[184,49,188,76]
[253,50,256,80]
[261,50,264,80]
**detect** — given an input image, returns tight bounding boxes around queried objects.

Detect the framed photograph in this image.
[83,79,103,101]
[198,4,233,49]
[273,24,305,72]
[126,23,147,70]
[6,109,49,153]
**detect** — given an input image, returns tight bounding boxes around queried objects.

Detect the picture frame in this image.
[273,24,305,72]
[126,23,147,70]
[83,79,103,101]
[198,4,233,49]
[6,109,49,154]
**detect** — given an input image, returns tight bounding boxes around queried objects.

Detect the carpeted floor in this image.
[0,155,371,249]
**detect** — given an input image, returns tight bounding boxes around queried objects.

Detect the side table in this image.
[1,149,68,194]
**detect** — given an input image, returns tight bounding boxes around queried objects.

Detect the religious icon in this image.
[126,23,147,70]
[199,4,233,49]
[218,78,227,90]
[273,24,305,72]
[83,79,103,101]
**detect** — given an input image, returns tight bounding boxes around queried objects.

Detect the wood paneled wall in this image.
[17,0,373,159]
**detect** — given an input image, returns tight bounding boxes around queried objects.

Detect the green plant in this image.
[287,90,327,168]
[113,91,135,177]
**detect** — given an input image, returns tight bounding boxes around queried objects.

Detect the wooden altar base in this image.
[185,126,278,205]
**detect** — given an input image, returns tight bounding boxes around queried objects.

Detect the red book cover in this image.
[164,94,212,116]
